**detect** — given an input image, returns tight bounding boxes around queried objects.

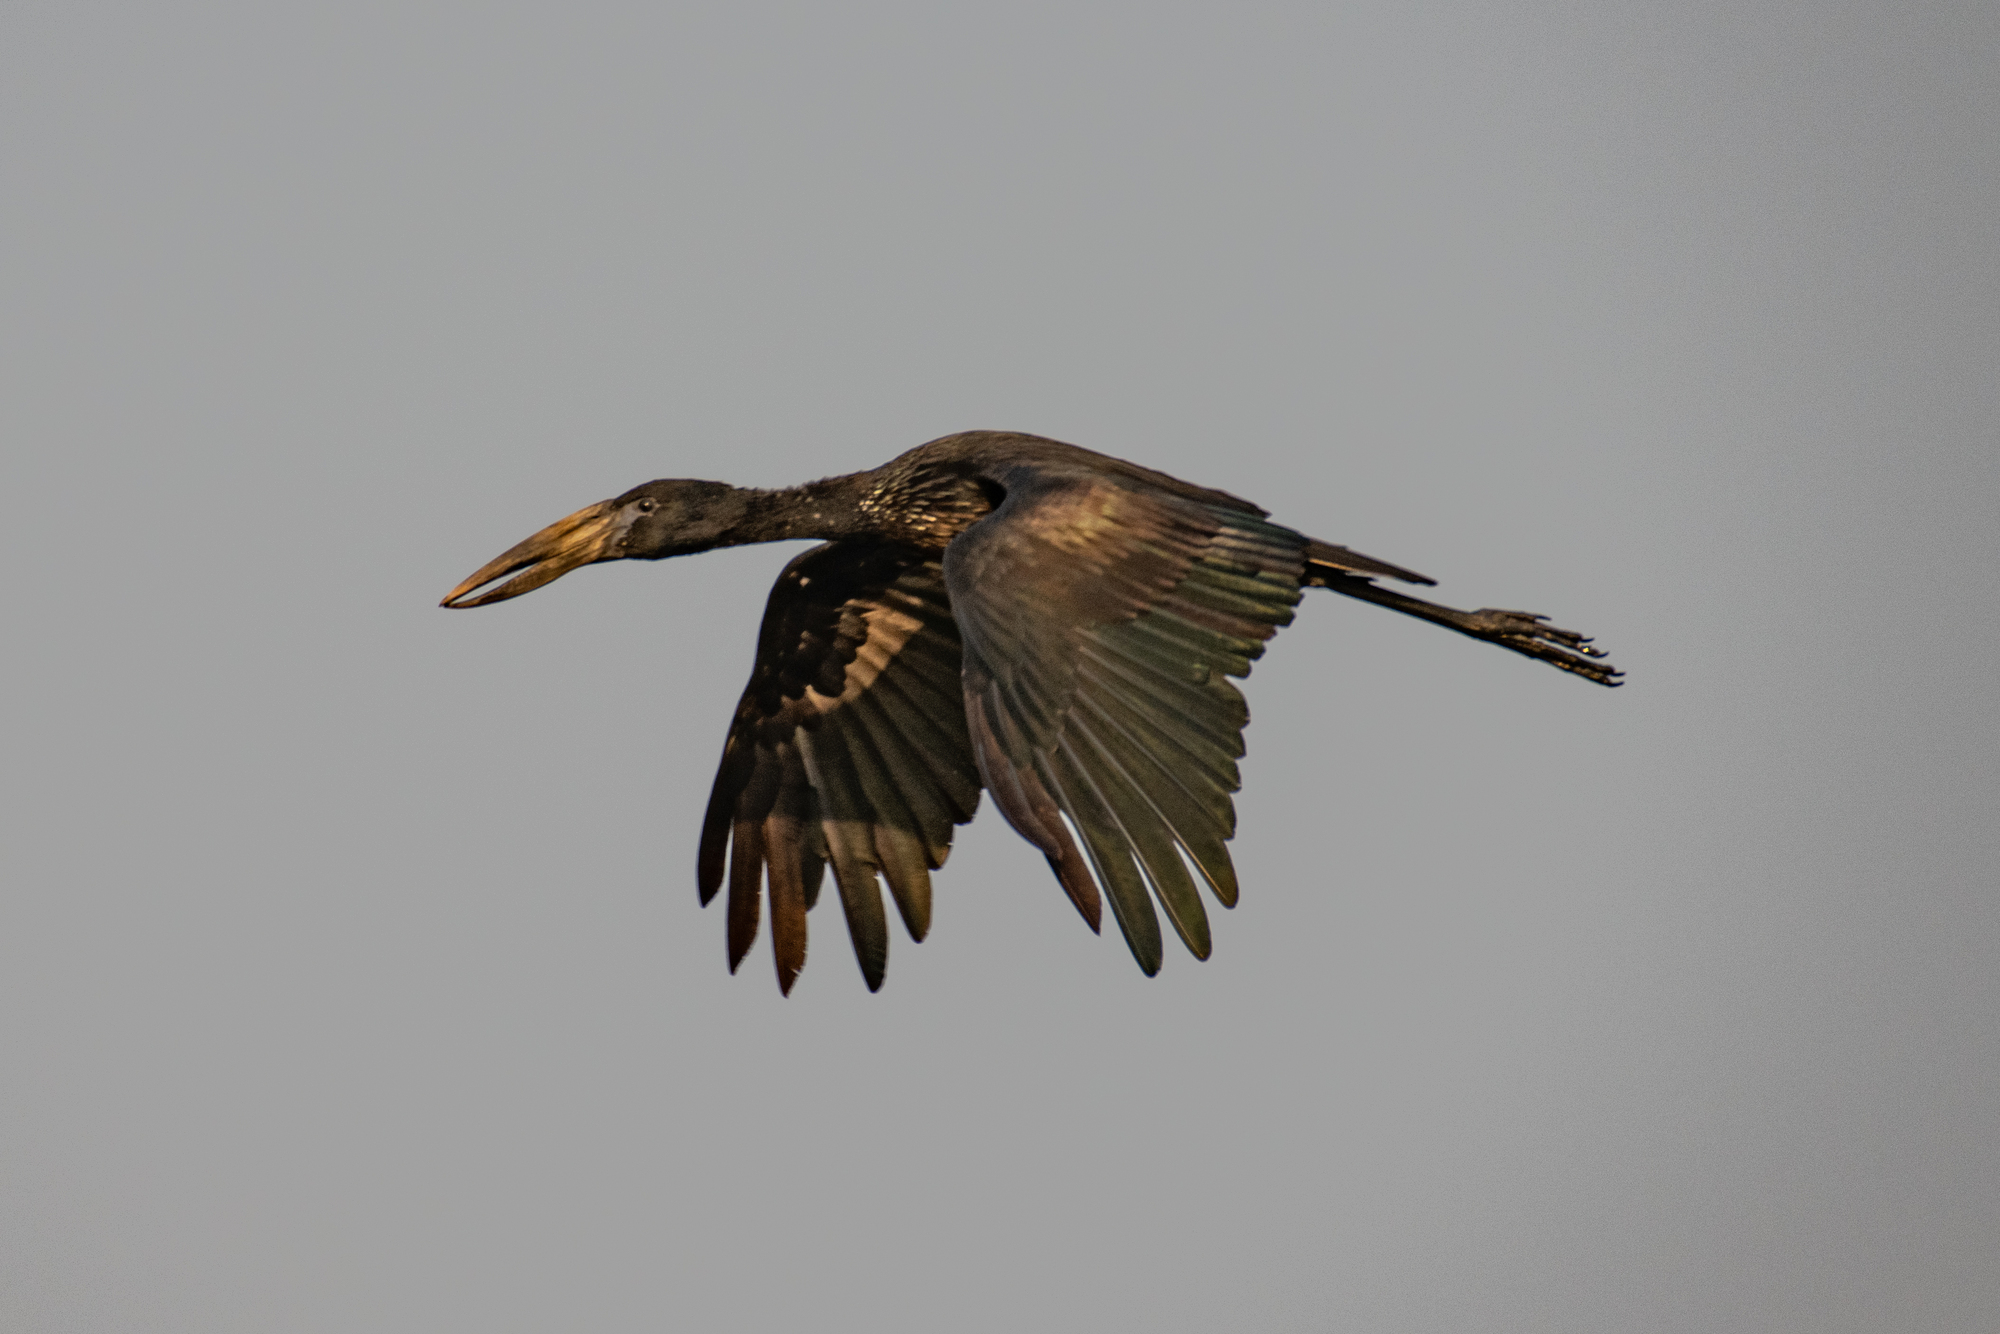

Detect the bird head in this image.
[440,479,746,608]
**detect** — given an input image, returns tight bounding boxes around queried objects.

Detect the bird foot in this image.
[1463,609,1623,686]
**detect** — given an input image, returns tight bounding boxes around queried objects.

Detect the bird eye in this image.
[636,498,658,513]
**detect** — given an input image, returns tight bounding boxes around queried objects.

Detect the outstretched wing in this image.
[942,467,1311,975]
[700,542,982,994]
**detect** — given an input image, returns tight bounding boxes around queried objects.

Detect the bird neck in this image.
[729,472,882,544]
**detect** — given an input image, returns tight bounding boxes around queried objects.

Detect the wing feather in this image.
[829,708,936,939]
[966,683,1102,929]
[700,543,982,992]
[1041,744,1164,975]
[1061,723,1212,961]
[944,467,1309,970]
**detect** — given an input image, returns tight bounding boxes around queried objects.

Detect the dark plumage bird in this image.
[442,431,1620,993]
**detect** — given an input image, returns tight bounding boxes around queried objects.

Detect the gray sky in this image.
[4,3,1996,1331]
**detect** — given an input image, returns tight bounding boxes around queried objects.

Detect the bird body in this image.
[444,431,1619,993]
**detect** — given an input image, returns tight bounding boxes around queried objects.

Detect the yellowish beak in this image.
[440,499,620,608]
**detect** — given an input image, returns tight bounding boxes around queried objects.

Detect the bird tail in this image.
[1302,538,1435,587]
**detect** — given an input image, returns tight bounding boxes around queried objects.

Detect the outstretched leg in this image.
[1309,570,1623,687]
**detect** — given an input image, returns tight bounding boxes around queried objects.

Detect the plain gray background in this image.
[4,3,1996,1330]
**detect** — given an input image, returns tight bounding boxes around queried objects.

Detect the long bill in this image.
[440,499,620,608]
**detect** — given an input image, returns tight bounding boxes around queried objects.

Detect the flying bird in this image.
[442,431,1620,993]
